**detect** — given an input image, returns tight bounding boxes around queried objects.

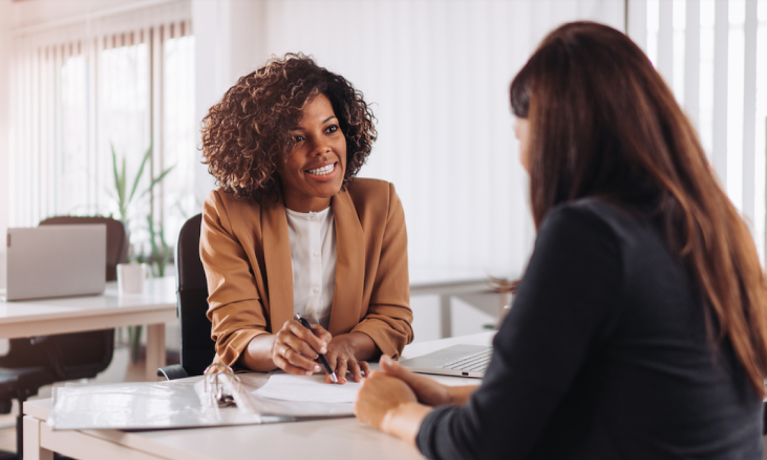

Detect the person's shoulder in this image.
[205,188,262,212]
[542,197,650,250]
[342,178,402,219]
[345,178,394,198]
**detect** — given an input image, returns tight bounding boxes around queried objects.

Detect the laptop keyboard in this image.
[437,348,493,372]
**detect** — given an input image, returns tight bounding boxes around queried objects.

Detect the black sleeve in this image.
[416,205,624,460]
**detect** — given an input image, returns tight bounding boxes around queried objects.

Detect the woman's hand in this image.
[354,370,431,445]
[323,333,373,383]
[380,355,479,407]
[378,355,452,406]
[271,319,332,375]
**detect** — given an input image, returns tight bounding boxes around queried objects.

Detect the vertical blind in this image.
[629,0,767,261]
[9,0,195,255]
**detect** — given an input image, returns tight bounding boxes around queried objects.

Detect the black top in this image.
[416,198,763,460]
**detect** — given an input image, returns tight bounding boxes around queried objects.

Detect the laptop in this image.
[398,344,493,378]
[2,225,106,301]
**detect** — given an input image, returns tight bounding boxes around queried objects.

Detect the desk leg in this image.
[23,416,53,460]
[440,295,452,338]
[146,323,166,381]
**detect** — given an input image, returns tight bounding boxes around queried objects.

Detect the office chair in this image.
[157,213,216,380]
[0,216,125,458]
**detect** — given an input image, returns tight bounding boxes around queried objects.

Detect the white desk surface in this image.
[409,266,496,295]
[0,276,177,336]
[23,332,495,460]
[1,277,177,381]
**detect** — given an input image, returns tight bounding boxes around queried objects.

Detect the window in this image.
[9,0,195,263]
[632,0,767,260]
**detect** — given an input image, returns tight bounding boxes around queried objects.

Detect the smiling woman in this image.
[199,54,413,384]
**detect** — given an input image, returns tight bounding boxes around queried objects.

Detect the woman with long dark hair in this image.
[355,21,767,458]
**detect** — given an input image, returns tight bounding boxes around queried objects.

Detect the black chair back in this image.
[1,329,114,381]
[176,213,215,376]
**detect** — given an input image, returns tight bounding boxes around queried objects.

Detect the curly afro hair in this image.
[201,53,377,203]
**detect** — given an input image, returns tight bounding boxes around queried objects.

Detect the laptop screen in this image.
[5,225,106,301]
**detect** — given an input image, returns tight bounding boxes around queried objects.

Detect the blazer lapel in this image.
[328,190,365,335]
[261,198,294,333]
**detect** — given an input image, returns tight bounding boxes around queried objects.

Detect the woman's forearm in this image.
[239,333,278,371]
[382,402,433,447]
[447,385,480,406]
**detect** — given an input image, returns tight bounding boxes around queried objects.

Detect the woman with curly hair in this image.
[200,54,413,384]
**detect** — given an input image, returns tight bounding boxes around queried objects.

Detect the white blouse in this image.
[285,206,337,329]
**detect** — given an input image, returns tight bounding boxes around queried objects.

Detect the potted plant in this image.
[109,141,174,363]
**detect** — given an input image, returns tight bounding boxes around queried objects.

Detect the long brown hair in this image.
[510,21,767,395]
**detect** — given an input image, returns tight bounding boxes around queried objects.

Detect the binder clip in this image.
[202,363,241,408]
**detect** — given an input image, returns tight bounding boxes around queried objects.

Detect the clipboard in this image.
[48,365,355,431]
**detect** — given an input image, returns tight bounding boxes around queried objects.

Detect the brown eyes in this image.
[292,125,338,142]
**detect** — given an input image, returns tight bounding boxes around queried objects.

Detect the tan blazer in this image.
[201,178,413,367]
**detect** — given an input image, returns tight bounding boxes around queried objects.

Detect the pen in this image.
[294,313,338,384]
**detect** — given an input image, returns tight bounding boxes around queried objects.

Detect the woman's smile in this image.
[305,161,338,178]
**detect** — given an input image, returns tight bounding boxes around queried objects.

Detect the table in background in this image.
[22,332,495,460]
[0,277,177,381]
[410,267,512,338]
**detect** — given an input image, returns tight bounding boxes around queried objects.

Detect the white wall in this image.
[3,0,130,30]
[191,0,270,206]
[0,0,12,287]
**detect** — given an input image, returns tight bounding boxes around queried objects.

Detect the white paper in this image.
[253,373,361,403]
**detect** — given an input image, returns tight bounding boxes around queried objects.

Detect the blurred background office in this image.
[0,0,766,340]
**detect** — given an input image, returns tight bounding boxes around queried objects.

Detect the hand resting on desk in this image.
[320,331,374,384]
[354,355,479,446]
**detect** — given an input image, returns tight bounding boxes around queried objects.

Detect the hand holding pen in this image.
[294,313,339,383]
[271,314,335,381]
[271,313,371,384]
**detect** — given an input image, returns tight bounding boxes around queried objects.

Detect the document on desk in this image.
[253,374,360,403]
[48,373,358,431]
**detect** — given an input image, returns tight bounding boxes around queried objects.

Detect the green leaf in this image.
[111,144,124,210]
[147,215,160,276]
[128,140,153,207]
[138,164,175,200]
[120,156,127,221]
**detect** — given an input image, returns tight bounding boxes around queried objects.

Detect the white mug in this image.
[117,263,149,294]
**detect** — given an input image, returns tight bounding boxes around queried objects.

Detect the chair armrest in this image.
[157,364,189,381]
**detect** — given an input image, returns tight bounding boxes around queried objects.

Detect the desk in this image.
[0,277,177,381]
[22,332,495,460]
[410,267,510,338]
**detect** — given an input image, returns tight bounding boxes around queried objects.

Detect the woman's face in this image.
[279,93,347,212]
[514,117,530,173]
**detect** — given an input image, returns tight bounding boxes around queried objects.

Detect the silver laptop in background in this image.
[398,344,492,378]
[3,225,106,301]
